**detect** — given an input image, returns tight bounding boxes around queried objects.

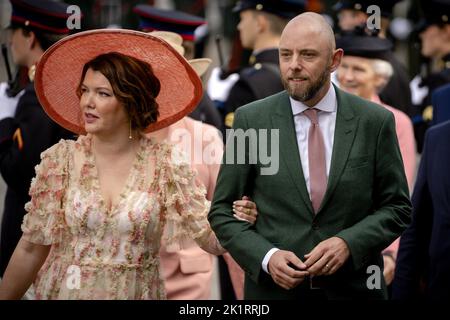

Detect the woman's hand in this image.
[382,254,396,285]
[232,196,258,224]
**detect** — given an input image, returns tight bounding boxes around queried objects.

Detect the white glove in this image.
[207,67,239,102]
[0,82,24,120]
[410,75,428,106]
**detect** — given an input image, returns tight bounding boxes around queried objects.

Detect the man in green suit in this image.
[208,12,411,300]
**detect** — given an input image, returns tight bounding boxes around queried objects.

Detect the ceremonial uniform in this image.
[0,83,73,275]
[411,54,450,152]
[409,0,450,152]
[0,0,78,276]
[223,0,306,129]
[223,49,283,128]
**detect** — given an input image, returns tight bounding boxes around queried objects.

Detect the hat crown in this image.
[149,31,185,55]
[133,5,206,41]
[10,0,82,34]
[420,0,450,25]
[148,31,211,77]
[233,0,306,19]
[336,28,393,60]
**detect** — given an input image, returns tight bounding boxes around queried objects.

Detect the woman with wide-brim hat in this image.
[0,29,227,300]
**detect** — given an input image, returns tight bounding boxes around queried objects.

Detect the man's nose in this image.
[289,55,302,71]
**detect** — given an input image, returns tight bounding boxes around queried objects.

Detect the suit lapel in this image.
[271,92,314,215]
[319,86,360,213]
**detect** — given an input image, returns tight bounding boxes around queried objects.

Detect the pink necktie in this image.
[303,108,327,213]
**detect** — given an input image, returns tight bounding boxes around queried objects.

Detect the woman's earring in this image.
[129,120,133,140]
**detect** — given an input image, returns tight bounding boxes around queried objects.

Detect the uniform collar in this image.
[443,53,450,69]
[249,48,279,65]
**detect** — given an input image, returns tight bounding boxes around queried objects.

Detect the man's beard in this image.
[282,68,329,102]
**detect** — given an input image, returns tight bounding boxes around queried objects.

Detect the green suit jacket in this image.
[208,86,412,299]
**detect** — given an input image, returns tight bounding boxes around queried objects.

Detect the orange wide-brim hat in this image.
[34,29,203,134]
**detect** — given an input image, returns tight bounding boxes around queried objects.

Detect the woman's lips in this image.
[84,112,99,123]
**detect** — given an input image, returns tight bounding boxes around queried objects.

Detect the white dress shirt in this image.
[262,84,338,274]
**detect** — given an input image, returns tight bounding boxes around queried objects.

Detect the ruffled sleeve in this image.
[21,139,70,245]
[160,144,225,255]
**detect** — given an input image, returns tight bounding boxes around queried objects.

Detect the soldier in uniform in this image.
[222,0,306,129]
[410,0,450,152]
[333,0,413,116]
[133,4,223,132]
[0,0,78,276]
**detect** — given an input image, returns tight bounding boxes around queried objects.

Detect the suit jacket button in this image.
[312,223,319,230]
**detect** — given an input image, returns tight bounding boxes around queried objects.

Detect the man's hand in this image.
[267,250,309,290]
[303,237,350,276]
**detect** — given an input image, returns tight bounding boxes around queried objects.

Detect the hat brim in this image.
[337,35,393,61]
[35,29,203,135]
[414,18,432,33]
[232,2,251,13]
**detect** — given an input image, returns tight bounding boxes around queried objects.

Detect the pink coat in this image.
[150,117,223,299]
[371,95,416,260]
[371,95,416,192]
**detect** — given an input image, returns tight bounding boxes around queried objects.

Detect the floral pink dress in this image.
[21,134,224,299]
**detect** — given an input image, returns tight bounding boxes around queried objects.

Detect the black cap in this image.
[232,0,306,20]
[133,5,206,41]
[416,0,450,33]
[333,0,372,13]
[336,29,393,60]
[333,0,404,18]
[9,0,81,34]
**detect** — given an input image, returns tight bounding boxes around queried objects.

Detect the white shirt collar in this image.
[290,84,337,116]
